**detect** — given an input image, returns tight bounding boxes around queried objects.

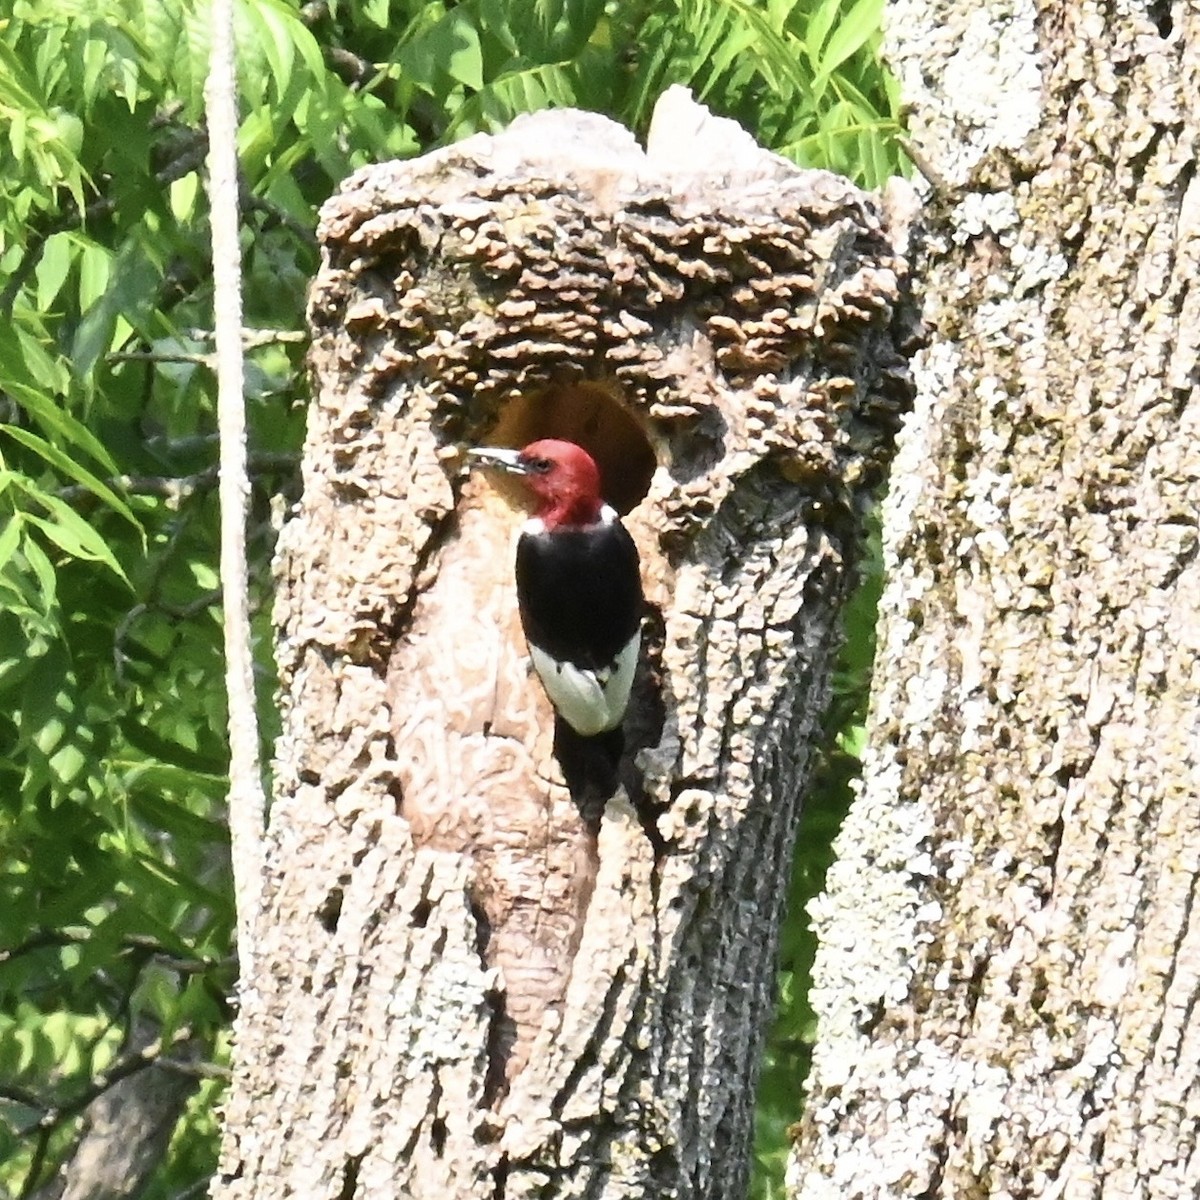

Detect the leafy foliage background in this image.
[0,1,901,1195]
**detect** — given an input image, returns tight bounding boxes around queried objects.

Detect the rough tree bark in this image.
[792,6,1200,1198]
[214,89,913,1199]
[31,1023,200,1200]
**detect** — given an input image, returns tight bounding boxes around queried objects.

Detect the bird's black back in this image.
[514,520,642,671]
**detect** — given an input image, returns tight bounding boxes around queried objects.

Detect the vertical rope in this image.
[205,0,264,979]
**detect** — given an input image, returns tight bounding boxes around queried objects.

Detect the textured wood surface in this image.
[214,89,912,1199]
[793,8,1200,1198]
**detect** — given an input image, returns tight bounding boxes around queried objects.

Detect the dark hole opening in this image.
[1147,0,1172,37]
[317,886,344,933]
[481,380,656,515]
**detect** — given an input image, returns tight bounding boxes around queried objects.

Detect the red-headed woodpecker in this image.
[467,439,643,739]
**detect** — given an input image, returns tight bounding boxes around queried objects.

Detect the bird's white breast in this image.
[527,628,640,736]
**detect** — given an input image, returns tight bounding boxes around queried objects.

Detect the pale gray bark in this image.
[792,5,1200,1198]
[32,1024,201,1200]
[214,89,913,1199]
[205,0,265,973]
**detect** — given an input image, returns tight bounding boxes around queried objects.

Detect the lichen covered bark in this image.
[793,7,1200,1198]
[215,90,911,1200]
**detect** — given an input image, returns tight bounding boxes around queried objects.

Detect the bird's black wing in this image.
[514,520,642,672]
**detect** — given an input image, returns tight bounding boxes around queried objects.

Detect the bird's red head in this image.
[468,438,605,528]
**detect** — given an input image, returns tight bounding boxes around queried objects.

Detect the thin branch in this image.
[112,495,204,686]
[157,1057,232,1082]
[17,1027,195,1140]
[108,326,308,367]
[206,0,266,978]
[327,45,375,89]
[145,432,219,457]
[120,935,237,976]
[0,1081,46,1110]
[63,475,207,505]
[171,1174,217,1200]
[235,328,308,348]
[1,189,122,320]
[0,928,234,976]
[55,453,298,506]
[19,1021,207,1200]
[18,1123,54,1200]
[105,429,283,701]
[242,190,318,246]
[108,351,213,367]
[0,929,72,965]
[895,135,953,197]
[114,590,223,685]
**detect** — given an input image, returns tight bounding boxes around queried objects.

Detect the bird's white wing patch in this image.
[528,631,640,736]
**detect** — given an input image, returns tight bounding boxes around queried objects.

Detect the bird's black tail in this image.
[553,720,623,829]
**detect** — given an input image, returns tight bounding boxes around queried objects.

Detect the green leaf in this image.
[0,319,71,394]
[127,789,230,842]
[0,514,23,573]
[119,718,229,777]
[816,0,883,79]
[72,238,161,377]
[5,384,122,477]
[170,172,201,222]
[243,0,297,105]
[837,722,868,760]
[76,240,112,312]
[445,18,485,90]
[21,533,58,613]
[127,851,229,911]
[24,502,131,585]
[0,425,140,530]
[35,231,76,312]
[361,0,391,28]
[397,8,484,94]
[119,759,227,794]
[804,0,843,61]
[8,107,29,161]
[446,62,576,137]
[0,40,44,110]
[81,36,110,105]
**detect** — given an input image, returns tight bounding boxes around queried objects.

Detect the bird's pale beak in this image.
[466,446,530,475]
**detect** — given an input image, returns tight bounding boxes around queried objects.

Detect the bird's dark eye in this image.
[527,457,552,474]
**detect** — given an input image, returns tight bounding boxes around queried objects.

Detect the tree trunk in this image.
[33,1023,200,1200]
[214,89,913,1200]
[792,7,1200,1198]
